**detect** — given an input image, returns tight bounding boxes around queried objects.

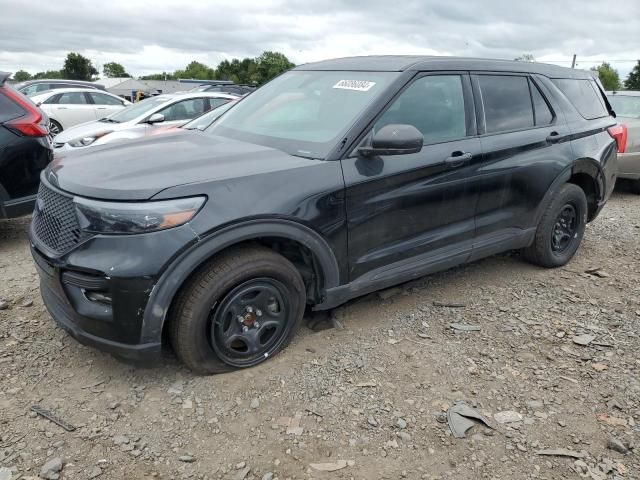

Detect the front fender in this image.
[139,218,340,344]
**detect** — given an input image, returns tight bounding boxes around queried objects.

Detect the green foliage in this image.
[174,61,215,80]
[625,61,640,90]
[32,70,63,80]
[591,62,621,91]
[139,72,177,81]
[514,53,536,62]
[103,62,130,78]
[62,52,98,81]
[12,70,32,82]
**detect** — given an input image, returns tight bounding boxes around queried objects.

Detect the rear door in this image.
[45,91,97,128]
[87,92,126,118]
[467,72,573,260]
[343,72,482,281]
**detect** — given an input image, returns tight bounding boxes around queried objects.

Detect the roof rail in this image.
[0,72,10,85]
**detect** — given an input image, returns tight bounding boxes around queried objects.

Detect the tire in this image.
[169,245,306,374]
[49,119,63,137]
[522,183,588,268]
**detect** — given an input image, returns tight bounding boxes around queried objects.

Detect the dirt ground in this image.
[1,185,639,480]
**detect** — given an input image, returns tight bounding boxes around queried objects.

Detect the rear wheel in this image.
[49,119,62,137]
[522,183,587,268]
[169,245,306,374]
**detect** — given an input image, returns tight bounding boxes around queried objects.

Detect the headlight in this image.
[68,131,113,147]
[74,196,206,234]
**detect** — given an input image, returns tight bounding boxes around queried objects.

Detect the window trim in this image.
[528,77,556,126]
[357,71,477,150]
[472,71,557,137]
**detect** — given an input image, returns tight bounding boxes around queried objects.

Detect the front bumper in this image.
[30,220,198,365]
[617,151,640,180]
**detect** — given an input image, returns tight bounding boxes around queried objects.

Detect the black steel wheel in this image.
[169,245,306,374]
[211,278,293,367]
[522,183,587,268]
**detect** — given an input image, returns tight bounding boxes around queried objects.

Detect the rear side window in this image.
[478,75,533,133]
[0,89,26,122]
[552,79,608,119]
[57,92,88,104]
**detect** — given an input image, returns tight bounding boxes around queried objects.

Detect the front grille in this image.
[32,182,85,255]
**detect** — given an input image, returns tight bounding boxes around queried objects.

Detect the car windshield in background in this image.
[183,101,235,130]
[206,71,399,158]
[104,96,168,123]
[608,95,640,119]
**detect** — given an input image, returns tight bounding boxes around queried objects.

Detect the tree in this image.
[625,60,640,90]
[12,70,32,82]
[591,62,621,91]
[61,52,98,81]
[32,70,63,80]
[175,61,215,80]
[254,51,295,84]
[514,53,535,62]
[103,62,130,78]
[140,72,176,81]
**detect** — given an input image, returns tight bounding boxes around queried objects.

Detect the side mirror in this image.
[358,124,423,157]
[146,113,165,124]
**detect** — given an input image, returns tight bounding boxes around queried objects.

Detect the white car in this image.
[31,88,132,135]
[52,91,238,150]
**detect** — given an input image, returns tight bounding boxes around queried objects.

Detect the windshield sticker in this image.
[333,80,376,92]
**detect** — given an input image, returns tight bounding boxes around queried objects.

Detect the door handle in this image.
[444,151,473,168]
[546,131,567,144]
[96,107,107,110]
[56,107,67,110]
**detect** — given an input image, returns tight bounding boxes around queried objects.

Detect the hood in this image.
[54,120,133,143]
[46,131,316,200]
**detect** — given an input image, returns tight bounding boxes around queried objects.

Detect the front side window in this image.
[374,75,467,144]
[106,96,169,123]
[207,70,400,158]
[159,98,207,121]
[57,92,88,105]
[479,75,534,133]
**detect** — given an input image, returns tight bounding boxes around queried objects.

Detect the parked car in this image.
[30,56,619,374]
[15,79,106,97]
[0,72,52,219]
[51,92,238,150]
[30,88,132,135]
[607,90,639,192]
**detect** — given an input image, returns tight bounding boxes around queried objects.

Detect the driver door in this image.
[342,72,482,282]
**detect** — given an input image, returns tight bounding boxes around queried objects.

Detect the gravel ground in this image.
[1,186,639,480]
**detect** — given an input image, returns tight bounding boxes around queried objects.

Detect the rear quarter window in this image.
[0,88,26,122]
[552,78,608,120]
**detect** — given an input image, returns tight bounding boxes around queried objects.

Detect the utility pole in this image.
[571,54,577,69]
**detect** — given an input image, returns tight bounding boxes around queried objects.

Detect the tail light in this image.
[0,87,48,137]
[608,124,627,154]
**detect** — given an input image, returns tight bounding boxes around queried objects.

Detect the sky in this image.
[1,0,639,80]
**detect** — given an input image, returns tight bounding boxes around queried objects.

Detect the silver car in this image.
[607,91,640,192]
[52,91,238,150]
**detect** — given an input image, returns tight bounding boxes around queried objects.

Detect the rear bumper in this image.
[617,151,640,180]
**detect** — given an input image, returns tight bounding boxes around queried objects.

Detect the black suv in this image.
[0,73,53,219]
[30,57,619,374]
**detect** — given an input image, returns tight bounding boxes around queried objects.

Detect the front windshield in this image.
[608,95,640,119]
[106,96,169,123]
[206,70,399,158]
[183,101,236,130]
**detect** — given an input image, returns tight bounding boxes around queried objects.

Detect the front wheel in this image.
[522,183,588,268]
[169,245,306,374]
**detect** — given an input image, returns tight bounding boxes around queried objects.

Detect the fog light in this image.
[85,291,112,305]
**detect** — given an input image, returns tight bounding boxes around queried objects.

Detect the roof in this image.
[30,87,115,99]
[19,78,104,87]
[0,72,9,85]
[295,55,596,79]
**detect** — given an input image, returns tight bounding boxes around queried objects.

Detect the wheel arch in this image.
[535,158,603,225]
[139,218,340,345]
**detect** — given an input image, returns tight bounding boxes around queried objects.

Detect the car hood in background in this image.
[53,120,136,143]
[46,131,318,200]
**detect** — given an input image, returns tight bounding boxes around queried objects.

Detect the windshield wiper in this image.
[99,118,120,123]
